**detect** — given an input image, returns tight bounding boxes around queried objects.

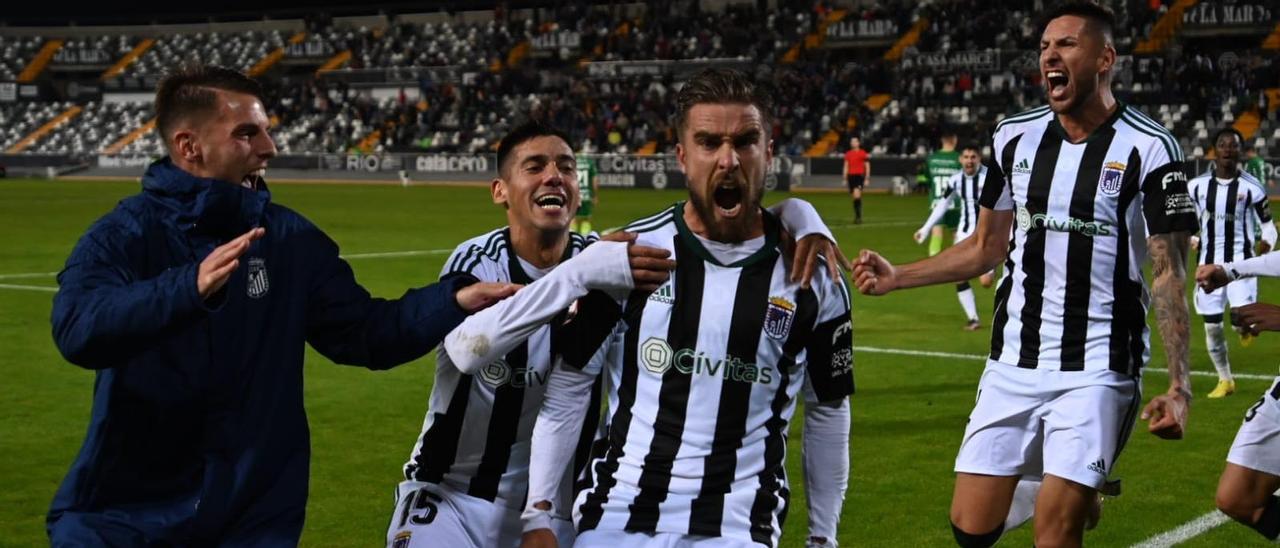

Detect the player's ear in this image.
[1098,42,1116,75]
[766,138,775,164]
[491,177,509,209]
[172,129,200,163]
[675,143,687,174]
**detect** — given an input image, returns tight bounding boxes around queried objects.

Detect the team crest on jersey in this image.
[1098,162,1125,196]
[246,257,269,298]
[764,297,796,340]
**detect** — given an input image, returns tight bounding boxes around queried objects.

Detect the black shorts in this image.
[846,174,865,190]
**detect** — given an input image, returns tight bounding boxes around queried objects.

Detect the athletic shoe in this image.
[1207,379,1236,399]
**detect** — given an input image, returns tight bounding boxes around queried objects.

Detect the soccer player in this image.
[1244,143,1270,185]
[924,130,963,256]
[386,121,677,548]
[1196,252,1280,541]
[45,64,518,546]
[392,119,846,548]
[1186,127,1275,398]
[517,68,854,548]
[914,144,995,330]
[572,152,599,234]
[853,3,1196,546]
[845,136,869,223]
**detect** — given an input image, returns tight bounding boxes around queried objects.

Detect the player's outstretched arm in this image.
[854,206,1011,295]
[1142,231,1192,439]
[914,192,952,244]
[445,240,671,374]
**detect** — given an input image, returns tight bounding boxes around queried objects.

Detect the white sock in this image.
[1005,478,1041,531]
[1205,321,1233,381]
[957,286,979,322]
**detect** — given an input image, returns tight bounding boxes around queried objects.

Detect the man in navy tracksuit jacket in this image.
[46,65,515,546]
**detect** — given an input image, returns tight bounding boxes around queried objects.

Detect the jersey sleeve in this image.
[1140,145,1197,235]
[1254,190,1274,224]
[979,135,1014,210]
[803,271,854,402]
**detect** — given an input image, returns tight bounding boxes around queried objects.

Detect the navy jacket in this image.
[48,159,473,546]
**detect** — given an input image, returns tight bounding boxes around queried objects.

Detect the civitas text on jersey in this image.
[1015,206,1112,237]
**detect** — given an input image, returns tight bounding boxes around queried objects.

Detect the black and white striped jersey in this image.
[401,227,601,511]
[560,204,854,546]
[940,165,988,236]
[979,104,1198,375]
[1188,170,1272,265]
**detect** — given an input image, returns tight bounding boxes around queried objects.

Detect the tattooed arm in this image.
[1140,230,1192,439]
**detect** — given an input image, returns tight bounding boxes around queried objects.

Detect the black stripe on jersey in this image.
[447,230,503,274]
[408,375,473,482]
[1244,189,1255,260]
[573,375,605,493]
[578,289,649,532]
[626,237,706,532]
[748,287,818,546]
[988,135,1023,359]
[1109,148,1145,375]
[689,256,776,537]
[1205,181,1219,265]
[1060,127,1116,369]
[1225,178,1239,263]
[1015,125,1064,368]
[466,251,535,501]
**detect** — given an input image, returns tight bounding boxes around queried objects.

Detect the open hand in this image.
[198,227,265,300]
[1232,303,1280,335]
[456,282,521,313]
[789,234,853,289]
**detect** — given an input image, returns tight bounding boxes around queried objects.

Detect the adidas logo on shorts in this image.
[1087,457,1107,475]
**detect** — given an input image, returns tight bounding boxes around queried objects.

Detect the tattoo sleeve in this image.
[1148,231,1192,398]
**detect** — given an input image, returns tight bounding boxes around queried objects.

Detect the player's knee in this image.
[950,522,1003,548]
[1215,486,1254,523]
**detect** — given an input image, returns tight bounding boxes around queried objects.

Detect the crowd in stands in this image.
[1,0,1276,159]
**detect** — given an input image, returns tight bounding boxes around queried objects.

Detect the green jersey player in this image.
[924,130,962,256]
[572,154,598,234]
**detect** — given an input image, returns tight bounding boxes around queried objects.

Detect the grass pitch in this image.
[1,177,1276,547]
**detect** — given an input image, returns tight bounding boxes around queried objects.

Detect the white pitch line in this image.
[0,271,58,280]
[852,345,1278,382]
[1130,510,1231,547]
[340,249,452,260]
[0,283,57,293]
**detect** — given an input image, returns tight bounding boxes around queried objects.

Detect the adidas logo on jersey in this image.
[1087,457,1107,475]
[648,283,674,304]
[1012,158,1032,175]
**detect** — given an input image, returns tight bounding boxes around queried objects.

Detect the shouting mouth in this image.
[713,182,744,218]
[1045,69,1069,101]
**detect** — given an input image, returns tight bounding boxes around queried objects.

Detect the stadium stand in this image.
[0,0,1275,164]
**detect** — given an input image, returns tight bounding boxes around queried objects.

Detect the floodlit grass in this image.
[1,177,1272,546]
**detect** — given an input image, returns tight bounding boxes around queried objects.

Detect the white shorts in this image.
[1194,277,1257,316]
[386,481,576,548]
[954,362,1142,489]
[1227,378,1280,477]
[574,530,755,548]
[953,227,975,245]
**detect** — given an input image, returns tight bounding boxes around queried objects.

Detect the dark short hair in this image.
[155,64,264,151]
[673,67,774,135]
[496,121,572,176]
[1038,0,1116,42]
[961,143,981,154]
[1214,127,1244,147]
